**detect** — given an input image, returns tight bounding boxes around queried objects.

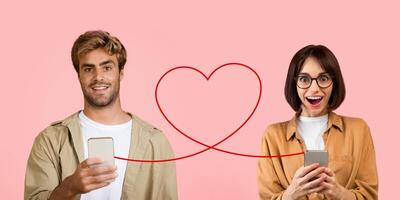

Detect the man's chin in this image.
[85,97,114,107]
[91,101,112,107]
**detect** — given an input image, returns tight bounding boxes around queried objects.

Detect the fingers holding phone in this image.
[62,157,117,196]
[83,158,118,183]
[283,162,328,199]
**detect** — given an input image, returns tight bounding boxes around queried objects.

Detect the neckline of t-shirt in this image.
[298,114,328,123]
[79,111,132,130]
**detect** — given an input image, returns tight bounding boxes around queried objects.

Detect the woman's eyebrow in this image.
[298,72,328,76]
[298,72,310,76]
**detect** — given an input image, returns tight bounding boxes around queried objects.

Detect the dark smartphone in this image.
[304,150,328,167]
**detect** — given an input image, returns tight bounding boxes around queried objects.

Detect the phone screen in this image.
[88,137,115,166]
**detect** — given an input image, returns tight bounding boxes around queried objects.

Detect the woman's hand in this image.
[282,163,327,200]
[320,168,356,200]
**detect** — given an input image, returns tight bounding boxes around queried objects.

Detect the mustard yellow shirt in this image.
[257,112,378,199]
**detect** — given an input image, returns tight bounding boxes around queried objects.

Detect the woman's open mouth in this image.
[306,96,323,106]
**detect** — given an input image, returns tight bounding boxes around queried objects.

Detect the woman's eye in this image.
[299,77,310,83]
[319,75,329,82]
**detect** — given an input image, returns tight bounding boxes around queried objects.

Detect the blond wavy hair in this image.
[71,30,127,73]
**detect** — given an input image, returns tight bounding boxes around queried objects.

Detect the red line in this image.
[114,151,304,163]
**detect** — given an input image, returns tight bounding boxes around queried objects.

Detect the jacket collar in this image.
[61,111,84,163]
[286,111,344,141]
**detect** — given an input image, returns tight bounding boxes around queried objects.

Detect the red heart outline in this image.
[114,63,304,162]
[156,63,263,157]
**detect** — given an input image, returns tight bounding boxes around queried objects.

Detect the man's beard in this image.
[83,83,120,108]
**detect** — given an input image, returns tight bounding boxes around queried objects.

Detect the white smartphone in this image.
[88,137,115,166]
[304,150,328,167]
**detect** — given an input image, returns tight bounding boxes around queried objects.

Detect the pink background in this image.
[1,0,399,199]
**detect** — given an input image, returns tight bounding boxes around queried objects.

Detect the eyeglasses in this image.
[295,73,334,89]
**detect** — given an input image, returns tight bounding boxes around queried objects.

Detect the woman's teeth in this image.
[306,96,322,105]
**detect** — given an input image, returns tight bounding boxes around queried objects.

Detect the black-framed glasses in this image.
[295,73,334,89]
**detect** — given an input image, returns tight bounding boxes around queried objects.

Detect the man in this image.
[25,30,178,200]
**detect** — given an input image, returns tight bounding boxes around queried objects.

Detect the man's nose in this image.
[93,68,105,81]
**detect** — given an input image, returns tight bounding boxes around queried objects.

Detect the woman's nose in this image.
[308,79,320,91]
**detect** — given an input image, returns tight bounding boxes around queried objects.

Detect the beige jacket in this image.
[25,112,178,200]
[257,112,378,199]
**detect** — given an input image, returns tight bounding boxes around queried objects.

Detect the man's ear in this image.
[120,69,124,81]
[77,68,82,79]
[76,65,81,78]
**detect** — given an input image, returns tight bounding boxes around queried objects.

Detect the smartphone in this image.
[88,137,115,166]
[304,150,328,167]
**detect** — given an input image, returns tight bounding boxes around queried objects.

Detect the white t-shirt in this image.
[297,114,328,150]
[79,111,132,200]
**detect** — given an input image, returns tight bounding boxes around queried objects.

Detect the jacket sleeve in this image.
[349,122,379,199]
[24,130,60,200]
[153,132,178,200]
[257,127,285,200]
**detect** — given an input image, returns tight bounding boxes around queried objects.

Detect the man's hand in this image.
[49,157,117,200]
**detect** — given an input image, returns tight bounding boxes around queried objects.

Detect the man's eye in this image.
[105,66,112,71]
[83,68,92,72]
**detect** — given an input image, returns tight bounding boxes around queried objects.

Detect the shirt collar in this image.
[286,111,343,141]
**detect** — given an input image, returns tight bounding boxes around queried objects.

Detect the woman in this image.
[257,45,378,200]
